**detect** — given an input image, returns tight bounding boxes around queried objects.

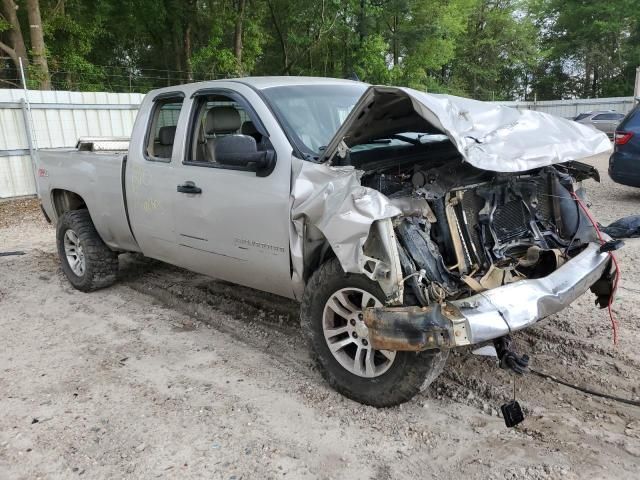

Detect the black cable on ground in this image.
[0,251,25,257]
[529,367,640,407]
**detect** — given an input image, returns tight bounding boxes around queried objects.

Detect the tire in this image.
[56,209,119,292]
[301,257,448,407]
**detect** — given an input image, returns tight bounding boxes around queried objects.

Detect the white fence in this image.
[0,89,143,199]
[0,88,637,199]
[494,96,636,118]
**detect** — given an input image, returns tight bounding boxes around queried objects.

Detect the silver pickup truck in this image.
[37,77,617,407]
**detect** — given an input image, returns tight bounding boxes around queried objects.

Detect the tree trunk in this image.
[266,0,288,73]
[359,0,366,43]
[26,0,51,89]
[234,0,246,72]
[172,24,183,82]
[584,58,591,97]
[182,0,195,82]
[184,23,193,82]
[392,15,398,67]
[0,0,29,72]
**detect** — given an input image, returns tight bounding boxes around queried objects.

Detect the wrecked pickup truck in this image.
[37,77,618,407]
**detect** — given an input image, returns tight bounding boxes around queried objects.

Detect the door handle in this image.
[177,181,202,194]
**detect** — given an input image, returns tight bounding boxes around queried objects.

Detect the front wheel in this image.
[56,209,119,292]
[301,258,448,407]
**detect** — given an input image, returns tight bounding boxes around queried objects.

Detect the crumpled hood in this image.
[291,86,612,299]
[321,86,612,172]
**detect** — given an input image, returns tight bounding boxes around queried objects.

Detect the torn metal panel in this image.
[321,86,612,173]
[289,159,402,298]
[389,196,436,222]
[362,218,404,303]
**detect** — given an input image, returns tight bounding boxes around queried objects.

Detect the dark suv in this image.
[609,102,640,187]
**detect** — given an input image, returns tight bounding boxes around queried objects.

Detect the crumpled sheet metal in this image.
[289,160,401,296]
[448,242,612,344]
[290,88,612,296]
[399,87,612,173]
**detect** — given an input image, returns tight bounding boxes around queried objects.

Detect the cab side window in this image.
[186,93,272,168]
[146,97,184,161]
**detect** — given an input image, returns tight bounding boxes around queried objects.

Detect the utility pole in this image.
[635,66,640,103]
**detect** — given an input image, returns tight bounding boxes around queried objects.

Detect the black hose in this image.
[529,367,640,407]
[563,196,582,256]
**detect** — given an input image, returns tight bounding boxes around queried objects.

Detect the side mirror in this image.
[214,135,276,176]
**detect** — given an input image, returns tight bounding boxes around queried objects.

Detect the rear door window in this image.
[146,96,184,161]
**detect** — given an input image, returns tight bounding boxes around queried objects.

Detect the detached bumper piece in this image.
[364,242,614,351]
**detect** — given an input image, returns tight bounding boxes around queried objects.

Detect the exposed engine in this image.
[362,159,600,306]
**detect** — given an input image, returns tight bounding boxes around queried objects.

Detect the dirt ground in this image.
[1,153,639,480]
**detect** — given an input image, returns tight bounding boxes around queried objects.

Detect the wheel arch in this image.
[51,189,108,247]
[51,189,87,220]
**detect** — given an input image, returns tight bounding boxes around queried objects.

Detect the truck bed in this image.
[38,147,139,253]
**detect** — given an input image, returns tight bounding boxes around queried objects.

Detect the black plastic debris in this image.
[601,215,640,239]
[501,400,525,427]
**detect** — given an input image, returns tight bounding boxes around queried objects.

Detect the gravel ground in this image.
[1,153,639,479]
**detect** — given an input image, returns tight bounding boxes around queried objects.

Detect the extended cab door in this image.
[169,85,295,299]
[125,92,187,263]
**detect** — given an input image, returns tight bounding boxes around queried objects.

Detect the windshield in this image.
[261,83,368,157]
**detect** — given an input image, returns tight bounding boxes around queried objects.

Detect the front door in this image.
[171,88,294,298]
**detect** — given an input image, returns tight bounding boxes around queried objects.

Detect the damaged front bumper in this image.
[364,242,615,351]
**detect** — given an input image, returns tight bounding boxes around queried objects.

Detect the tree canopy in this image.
[0,0,638,100]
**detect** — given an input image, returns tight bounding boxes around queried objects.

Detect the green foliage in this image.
[449,0,539,100]
[43,3,106,90]
[0,0,636,98]
[353,34,390,84]
[191,0,266,77]
[531,0,640,98]
[0,16,11,33]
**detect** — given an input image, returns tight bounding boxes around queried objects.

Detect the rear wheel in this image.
[301,258,448,407]
[56,209,119,291]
